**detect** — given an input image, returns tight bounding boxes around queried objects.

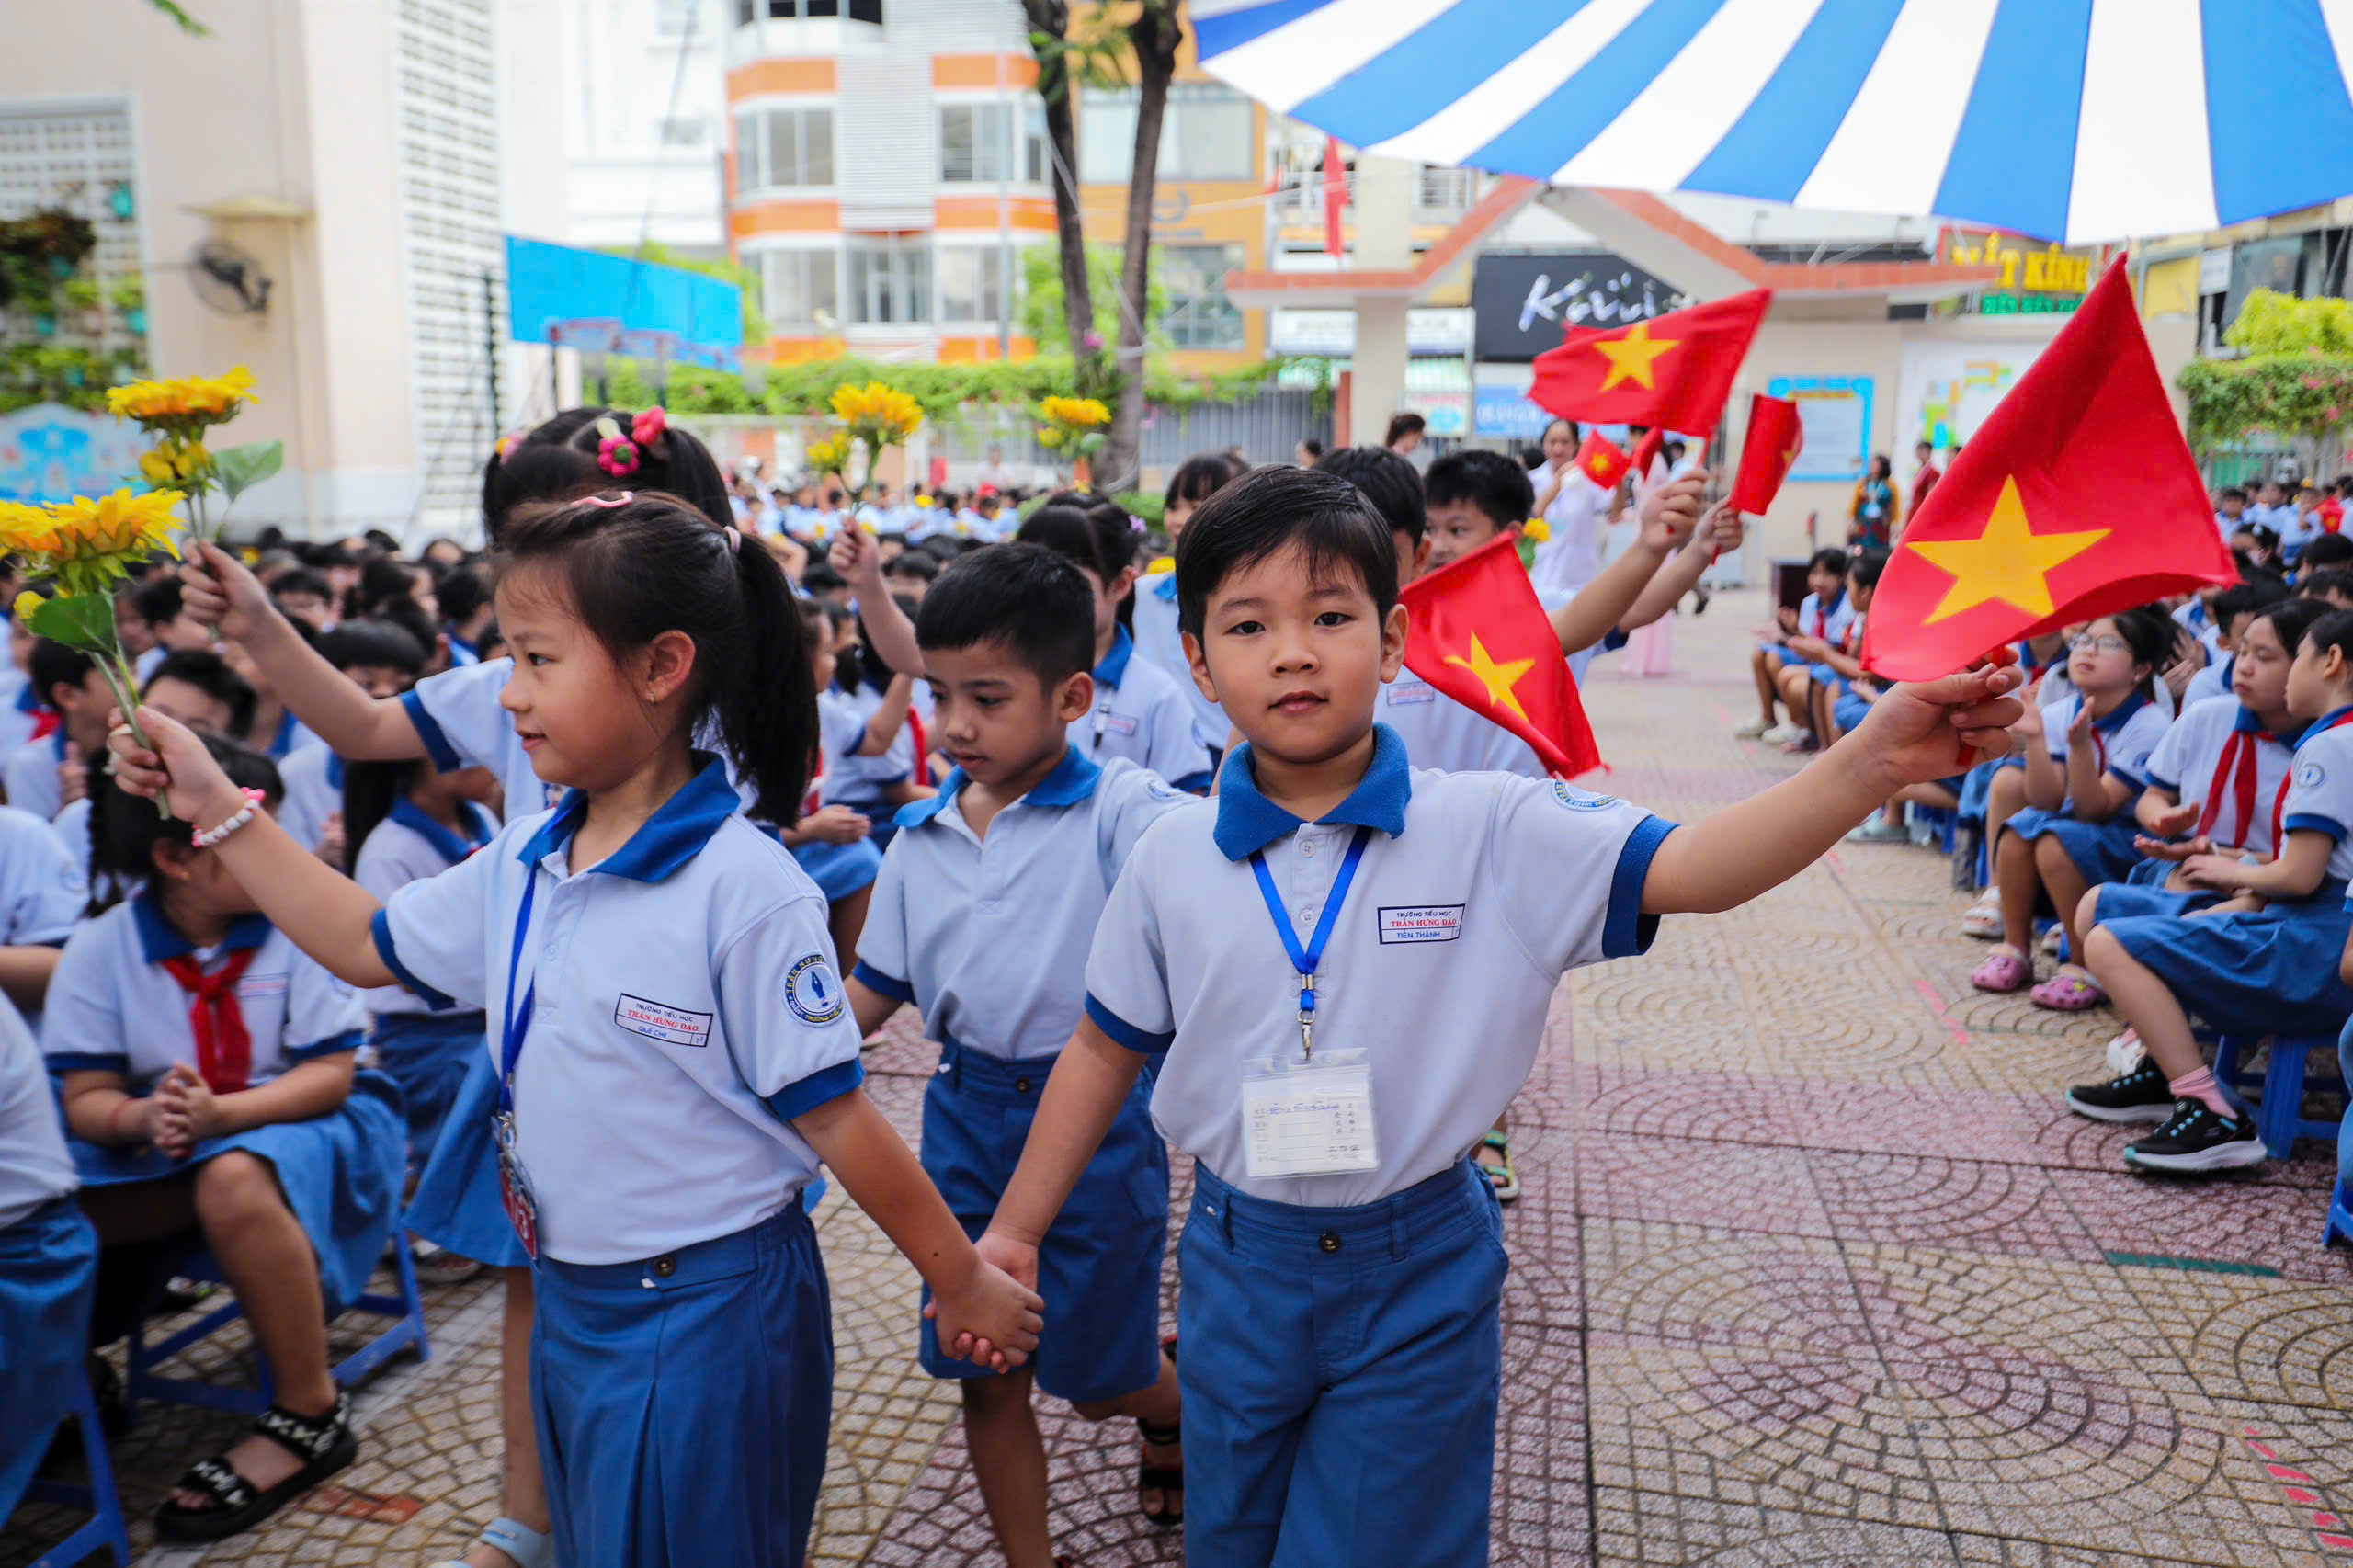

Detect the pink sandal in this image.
[2030,964,2109,1011]
[1970,945,2032,994]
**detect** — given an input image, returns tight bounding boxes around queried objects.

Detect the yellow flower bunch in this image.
[0,489,184,582]
[804,434,853,475]
[828,381,924,444]
[139,439,210,488]
[1040,395,1110,428]
[107,366,258,428]
[1521,517,1552,543]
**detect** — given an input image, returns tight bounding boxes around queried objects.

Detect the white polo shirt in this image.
[2185,656,2233,710]
[402,658,565,820]
[854,749,1190,1062]
[353,797,499,1018]
[1084,723,1675,1206]
[275,744,345,857]
[2143,695,2296,855]
[0,801,87,1037]
[1377,671,1546,776]
[818,684,915,809]
[1131,573,1228,750]
[3,729,71,824]
[2041,689,2172,794]
[43,894,367,1091]
[1070,629,1214,792]
[371,758,866,1264]
[0,669,41,757]
[0,994,74,1230]
[2281,708,2353,881]
[1528,460,1610,607]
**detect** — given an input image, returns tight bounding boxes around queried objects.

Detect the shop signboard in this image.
[1471,254,1689,362]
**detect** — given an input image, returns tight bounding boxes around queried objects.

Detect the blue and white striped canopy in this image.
[1191,0,2353,244]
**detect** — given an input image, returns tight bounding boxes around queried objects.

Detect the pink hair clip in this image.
[579,492,633,508]
[597,435,640,478]
[494,429,526,463]
[631,405,668,447]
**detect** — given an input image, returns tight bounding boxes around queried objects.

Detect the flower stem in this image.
[100,646,169,817]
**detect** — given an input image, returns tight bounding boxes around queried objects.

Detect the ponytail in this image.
[716,524,817,825]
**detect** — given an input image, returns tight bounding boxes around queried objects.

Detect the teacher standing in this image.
[1526,417,1627,610]
[1849,453,1896,551]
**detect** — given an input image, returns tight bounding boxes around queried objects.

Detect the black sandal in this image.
[1138,1335,1183,1528]
[153,1392,357,1542]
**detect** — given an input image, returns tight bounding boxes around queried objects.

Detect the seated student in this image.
[0,990,98,1526]
[2300,531,2353,582]
[46,737,400,1541]
[222,620,326,762]
[1133,453,1247,756]
[2232,520,2282,570]
[2064,608,2353,1170]
[0,801,84,1030]
[59,649,259,879]
[0,620,47,757]
[845,544,1192,1556]
[438,565,494,666]
[270,568,337,634]
[2185,579,2291,710]
[2174,577,2231,652]
[883,545,941,603]
[1972,609,2175,1008]
[2212,485,2248,542]
[1740,548,1850,744]
[131,577,215,685]
[1019,498,1214,793]
[4,639,112,825]
[819,597,933,854]
[966,464,2021,1568]
[772,599,883,971]
[1789,550,1884,758]
[275,621,430,867]
[2302,568,2353,611]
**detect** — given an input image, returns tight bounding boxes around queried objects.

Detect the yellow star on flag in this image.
[1593,322,1680,392]
[1904,475,2109,625]
[1444,633,1537,724]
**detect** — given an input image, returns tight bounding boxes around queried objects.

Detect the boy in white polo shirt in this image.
[843,543,1192,1562]
[967,465,2025,1568]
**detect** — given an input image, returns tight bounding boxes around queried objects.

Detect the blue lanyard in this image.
[1247,825,1371,1061]
[497,867,540,1119]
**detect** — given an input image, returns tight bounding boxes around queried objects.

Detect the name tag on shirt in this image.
[1379,904,1464,943]
[1242,1053,1380,1179]
[613,994,714,1049]
[236,972,290,1000]
[1387,682,1436,705]
[1100,713,1139,736]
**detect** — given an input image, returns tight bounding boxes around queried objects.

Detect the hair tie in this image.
[722,525,743,556]
[580,492,633,509]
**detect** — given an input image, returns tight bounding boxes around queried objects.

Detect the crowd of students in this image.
[1,404,2035,1568]
[1744,493,2353,1176]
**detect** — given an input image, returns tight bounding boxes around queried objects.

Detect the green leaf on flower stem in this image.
[1077,432,1105,455]
[26,591,118,653]
[210,440,283,503]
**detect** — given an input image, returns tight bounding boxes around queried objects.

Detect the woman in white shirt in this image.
[1526,418,1624,609]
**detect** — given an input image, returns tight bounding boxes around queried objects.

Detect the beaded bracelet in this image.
[192,788,267,849]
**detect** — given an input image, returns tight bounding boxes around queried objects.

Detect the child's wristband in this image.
[192,788,267,849]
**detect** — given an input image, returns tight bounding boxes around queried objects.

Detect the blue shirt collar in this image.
[514,754,737,881]
[894,744,1102,829]
[1094,625,1135,688]
[131,890,272,963]
[1151,571,1178,603]
[14,683,41,716]
[270,710,300,758]
[2299,705,2353,750]
[1212,722,1412,862]
[391,795,495,867]
[2092,689,2149,733]
[326,752,345,790]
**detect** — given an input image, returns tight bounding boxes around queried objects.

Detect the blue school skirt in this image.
[0,1195,98,1519]
[69,1070,404,1316]
[2004,806,2143,889]
[833,801,899,857]
[371,1010,487,1173]
[532,1205,833,1568]
[2097,879,2353,1036]
[1765,643,1803,667]
[1833,691,1872,734]
[404,1048,528,1270]
[1957,759,2001,825]
[790,836,882,903]
[1807,660,1848,695]
[915,1040,1166,1404]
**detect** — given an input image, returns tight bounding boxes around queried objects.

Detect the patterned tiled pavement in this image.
[9,589,2352,1567]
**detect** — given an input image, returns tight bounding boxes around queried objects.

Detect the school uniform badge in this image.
[2298,761,2326,790]
[785,953,847,1025]
[1552,780,1616,812]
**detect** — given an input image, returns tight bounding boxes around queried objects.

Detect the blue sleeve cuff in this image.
[1084,993,1174,1053]
[849,960,915,1004]
[2146,774,2180,796]
[2283,812,2349,843]
[399,689,464,773]
[47,1051,128,1074]
[371,908,456,1011]
[1607,816,1678,960]
[286,1028,365,1062]
[765,1055,866,1122]
[1171,770,1213,795]
[2107,767,2149,791]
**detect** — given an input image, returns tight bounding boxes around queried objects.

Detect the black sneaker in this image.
[2064,1062,2175,1123]
[2123,1100,2267,1172]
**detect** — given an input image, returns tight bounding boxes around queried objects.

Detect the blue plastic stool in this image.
[126,1240,429,1418]
[2328,1177,2353,1249]
[1908,803,1959,854]
[2211,1034,2347,1162]
[22,1368,132,1567]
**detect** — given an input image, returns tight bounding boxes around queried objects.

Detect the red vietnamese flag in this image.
[1400,534,1601,778]
[1529,290,1771,435]
[1574,431,1630,488]
[1860,259,2236,682]
[1322,138,1346,259]
[1731,394,1802,513]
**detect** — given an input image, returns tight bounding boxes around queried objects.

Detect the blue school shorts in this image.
[2004,806,2143,890]
[1764,643,1803,667]
[790,836,883,903]
[2097,881,2353,1036]
[371,1009,487,1172]
[533,1206,832,1568]
[0,1195,98,1520]
[1833,691,1873,734]
[916,1039,1166,1405]
[1176,1159,1506,1568]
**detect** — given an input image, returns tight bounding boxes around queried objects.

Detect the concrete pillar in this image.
[1349,153,1416,443]
[1354,299,1410,446]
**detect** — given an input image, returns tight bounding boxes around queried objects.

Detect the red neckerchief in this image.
[2195,721,2275,847]
[906,707,931,788]
[2279,710,2353,851]
[159,948,259,1095]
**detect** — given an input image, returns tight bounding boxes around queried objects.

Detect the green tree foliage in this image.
[1017,243,1168,355]
[2180,290,2353,443]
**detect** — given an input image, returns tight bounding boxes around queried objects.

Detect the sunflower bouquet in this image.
[824,381,925,498]
[108,365,281,546]
[2,489,188,811]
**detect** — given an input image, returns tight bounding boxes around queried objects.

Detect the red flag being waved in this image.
[1859,259,2235,682]
[1731,394,1802,514]
[1529,290,1771,436]
[1574,431,1630,487]
[1399,534,1601,778]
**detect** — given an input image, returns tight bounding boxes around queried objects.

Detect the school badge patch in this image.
[785,953,847,1025]
[1552,780,1616,812]
[2298,761,2326,790]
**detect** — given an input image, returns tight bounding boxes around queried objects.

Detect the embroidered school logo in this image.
[1379,904,1464,943]
[1552,780,1616,812]
[785,953,847,1025]
[614,994,714,1049]
[2299,761,2326,790]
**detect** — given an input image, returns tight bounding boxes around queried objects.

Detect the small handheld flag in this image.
[1731,395,1803,514]
[1859,259,2235,682]
[1574,431,1629,487]
[1400,535,1600,778]
[1529,290,1771,437]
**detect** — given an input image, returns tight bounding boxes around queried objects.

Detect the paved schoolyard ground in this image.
[8,589,2350,1567]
